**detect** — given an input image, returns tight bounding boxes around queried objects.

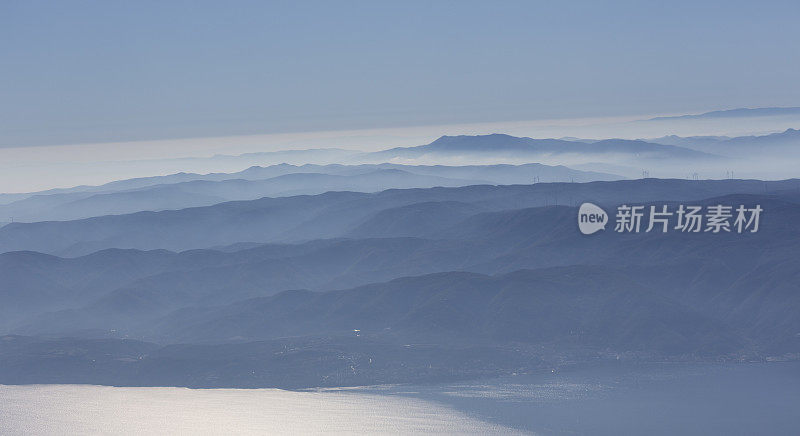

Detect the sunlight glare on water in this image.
[0,384,524,435]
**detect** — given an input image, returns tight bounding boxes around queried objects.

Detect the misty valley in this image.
[1,131,800,435]
[1,166,799,389]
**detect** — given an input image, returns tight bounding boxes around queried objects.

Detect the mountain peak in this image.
[430,133,515,143]
[424,134,530,151]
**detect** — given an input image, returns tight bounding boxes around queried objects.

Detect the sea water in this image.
[1,362,798,435]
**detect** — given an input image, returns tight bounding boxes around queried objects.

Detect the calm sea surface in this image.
[1,362,798,435]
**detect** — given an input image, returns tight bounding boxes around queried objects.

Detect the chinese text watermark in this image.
[578,203,762,235]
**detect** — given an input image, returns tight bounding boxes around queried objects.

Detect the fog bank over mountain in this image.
[2,107,800,192]
[0,163,621,222]
[3,178,799,256]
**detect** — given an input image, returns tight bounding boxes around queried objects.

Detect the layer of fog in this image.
[2,111,799,192]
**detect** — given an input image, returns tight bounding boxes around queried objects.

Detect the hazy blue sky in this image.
[2,0,799,147]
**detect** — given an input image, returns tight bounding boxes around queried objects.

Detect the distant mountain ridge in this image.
[0,163,621,221]
[3,178,799,256]
[648,107,800,121]
[368,133,718,161]
[1,162,621,202]
[648,128,800,158]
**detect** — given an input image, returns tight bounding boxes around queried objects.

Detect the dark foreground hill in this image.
[0,334,546,388]
[6,192,800,350]
[1,180,799,388]
[0,266,751,389]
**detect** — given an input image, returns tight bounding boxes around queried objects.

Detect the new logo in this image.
[578,202,608,235]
